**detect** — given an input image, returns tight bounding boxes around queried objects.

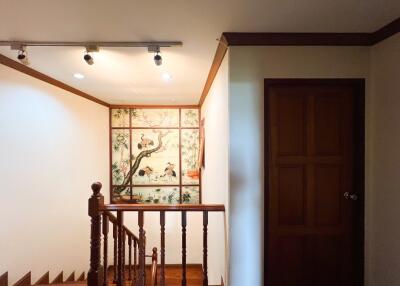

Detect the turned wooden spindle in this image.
[181,211,187,286]
[122,230,126,280]
[134,239,137,283]
[117,211,124,286]
[151,247,158,286]
[102,213,109,286]
[160,211,166,286]
[138,211,146,286]
[128,236,132,281]
[88,182,104,286]
[112,224,118,283]
[203,211,209,286]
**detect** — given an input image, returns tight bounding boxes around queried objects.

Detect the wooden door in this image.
[265,79,364,286]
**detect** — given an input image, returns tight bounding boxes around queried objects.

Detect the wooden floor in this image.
[108,265,205,286]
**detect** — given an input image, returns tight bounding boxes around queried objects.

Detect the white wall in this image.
[369,33,400,286]
[0,64,109,284]
[228,46,370,286]
[201,53,229,285]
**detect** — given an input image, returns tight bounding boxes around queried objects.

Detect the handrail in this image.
[100,203,225,212]
[103,211,139,241]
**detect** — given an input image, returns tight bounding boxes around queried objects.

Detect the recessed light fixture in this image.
[73,73,85,79]
[162,72,172,82]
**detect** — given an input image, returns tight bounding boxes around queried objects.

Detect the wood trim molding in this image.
[198,17,400,107]
[371,17,400,44]
[198,35,228,107]
[110,104,199,109]
[34,271,49,285]
[0,54,110,107]
[50,272,63,284]
[13,272,31,286]
[223,32,372,46]
[0,272,8,286]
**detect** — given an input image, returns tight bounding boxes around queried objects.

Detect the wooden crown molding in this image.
[199,16,400,107]
[198,35,228,107]
[0,54,110,107]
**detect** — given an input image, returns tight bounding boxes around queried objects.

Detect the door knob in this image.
[344,192,358,201]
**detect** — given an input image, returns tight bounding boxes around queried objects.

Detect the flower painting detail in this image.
[182,186,200,204]
[181,129,200,185]
[131,109,179,127]
[131,129,180,185]
[111,129,130,185]
[111,109,130,127]
[132,187,180,204]
[181,109,199,127]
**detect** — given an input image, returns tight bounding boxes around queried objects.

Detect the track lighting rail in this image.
[0,41,183,48]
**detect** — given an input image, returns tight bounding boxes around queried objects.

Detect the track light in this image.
[84,51,94,65]
[154,52,162,66]
[148,45,162,66]
[83,45,99,65]
[17,47,29,65]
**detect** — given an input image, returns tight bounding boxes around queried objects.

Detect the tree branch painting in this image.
[114,130,169,195]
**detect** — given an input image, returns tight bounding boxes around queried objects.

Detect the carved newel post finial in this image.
[88,182,104,286]
[91,182,102,196]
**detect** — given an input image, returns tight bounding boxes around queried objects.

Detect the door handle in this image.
[344,192,358,201]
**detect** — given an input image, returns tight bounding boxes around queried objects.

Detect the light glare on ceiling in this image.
[162,72,172,82]
[73,73,85,79]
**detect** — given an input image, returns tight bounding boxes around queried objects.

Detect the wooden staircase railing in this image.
[88,182,225,286]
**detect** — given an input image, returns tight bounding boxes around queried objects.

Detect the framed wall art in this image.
[110,107,201,204]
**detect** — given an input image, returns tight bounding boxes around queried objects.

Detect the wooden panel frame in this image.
[264,78,365,285]
[110,106,202,204]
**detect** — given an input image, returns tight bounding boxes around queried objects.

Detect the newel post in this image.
[88,182,104,286]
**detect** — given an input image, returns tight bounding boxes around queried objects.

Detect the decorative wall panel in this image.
[181,129,200,185]
[110,107,201,204]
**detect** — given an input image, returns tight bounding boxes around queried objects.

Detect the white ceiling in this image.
[0,0,399,104]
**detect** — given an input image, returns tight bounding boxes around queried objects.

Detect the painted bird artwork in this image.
[162,162,176,181]
[138,166,154,182]
[137,134,154,149]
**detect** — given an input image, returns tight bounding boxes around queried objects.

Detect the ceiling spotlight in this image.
[84,51,94,65]
[17,47,29,65]
[83,45,99,65]
[154,52,162,66]
[148,45,162,66]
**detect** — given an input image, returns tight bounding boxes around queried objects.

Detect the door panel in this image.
[266,81,363,286]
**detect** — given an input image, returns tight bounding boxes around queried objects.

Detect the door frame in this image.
[264,78,365,285]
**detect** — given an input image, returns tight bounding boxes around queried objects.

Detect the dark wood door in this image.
[265,80,364,286]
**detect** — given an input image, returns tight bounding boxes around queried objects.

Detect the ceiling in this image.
[0,0,399,105]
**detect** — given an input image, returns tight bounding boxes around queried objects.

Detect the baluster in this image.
[102,213,109,286]
[160,211,166,286]
[203,211,208,286]
[128,236,132,281]
[138,211,145,286]
[134,239,137,283]
[88,182,104,286]
[117,211,124,286]
[122,230,126,281]
[113,224,118,284]
[181,211,187,286]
